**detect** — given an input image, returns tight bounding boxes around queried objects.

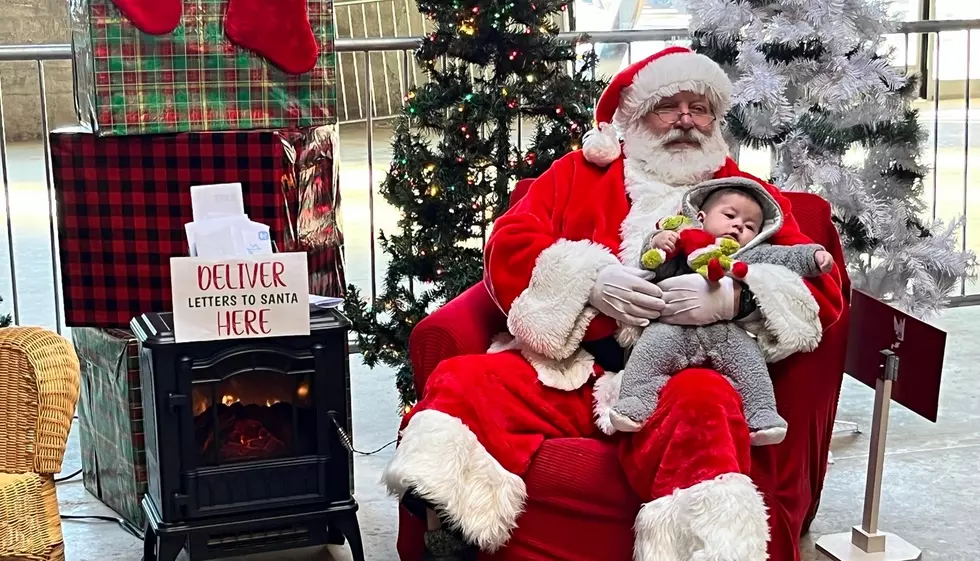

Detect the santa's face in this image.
[641,92,715,142]
[621,91,729,185]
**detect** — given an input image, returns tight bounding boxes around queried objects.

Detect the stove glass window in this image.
[191,352,316,465]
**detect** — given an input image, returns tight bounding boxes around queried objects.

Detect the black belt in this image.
[581,335,626,373]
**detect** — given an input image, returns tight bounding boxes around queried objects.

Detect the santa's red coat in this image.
[383,150,845,560]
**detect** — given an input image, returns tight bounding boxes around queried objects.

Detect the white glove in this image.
[588,265,665,327]
[657,273,738,326]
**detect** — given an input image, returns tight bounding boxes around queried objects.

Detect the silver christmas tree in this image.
[685,0,976,317]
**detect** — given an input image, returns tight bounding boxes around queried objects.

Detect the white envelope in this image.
[186,216,271,259]
[238,220,274,256]
[190,183,246,222]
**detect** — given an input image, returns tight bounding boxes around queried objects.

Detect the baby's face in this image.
[697,192,763,246]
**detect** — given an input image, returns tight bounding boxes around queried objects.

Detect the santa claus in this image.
[383,46,844,561]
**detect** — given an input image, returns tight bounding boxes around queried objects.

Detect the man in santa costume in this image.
[383,45,845,561]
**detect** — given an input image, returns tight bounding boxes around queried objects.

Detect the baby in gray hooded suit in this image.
[607,177,834,446]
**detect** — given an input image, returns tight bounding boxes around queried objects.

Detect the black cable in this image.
[62,514,144,541]
[327,411,396,456]
[54,468,82,483]
[351,438,396,455]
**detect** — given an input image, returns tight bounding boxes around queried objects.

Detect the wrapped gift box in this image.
[51,125,345,329]
[70,0,337,136]
[279,126,346,297]
[73,327,147,530]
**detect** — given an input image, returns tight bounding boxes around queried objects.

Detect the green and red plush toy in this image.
[640,215,749,282]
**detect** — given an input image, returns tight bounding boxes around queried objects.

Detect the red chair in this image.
[397,179,853,561]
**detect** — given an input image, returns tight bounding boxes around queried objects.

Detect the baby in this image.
[607,177,834,445]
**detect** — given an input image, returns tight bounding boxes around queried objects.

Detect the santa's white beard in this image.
[621,122,730,185]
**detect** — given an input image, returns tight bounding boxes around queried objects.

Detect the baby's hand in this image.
[814,250,833,273]
[652,230,680,252]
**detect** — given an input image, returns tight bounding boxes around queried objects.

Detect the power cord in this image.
[53,417,83,483]
[54,470,145,541]
[327,411,396,455]
[55,468,82,483]
[61,514,144,541]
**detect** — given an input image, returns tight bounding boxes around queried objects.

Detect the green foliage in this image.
[759,38,825,63]
[0,296,11,328]
[689,30,738,66]
[343,0,607,410]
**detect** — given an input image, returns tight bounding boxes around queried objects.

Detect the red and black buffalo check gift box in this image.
[50,126,297,329]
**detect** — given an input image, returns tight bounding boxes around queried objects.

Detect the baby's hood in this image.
[681,176,784,253]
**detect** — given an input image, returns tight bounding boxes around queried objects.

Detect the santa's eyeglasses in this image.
[651,108,716,127]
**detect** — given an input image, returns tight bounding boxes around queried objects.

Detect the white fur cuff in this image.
[634,472,769,561]
[740,262,822,363]
[507,239,620,361]
[382,410,527,552]
[592,370,623,435]
[488,333,596,392]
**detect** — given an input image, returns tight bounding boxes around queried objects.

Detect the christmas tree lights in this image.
[344,0,606,410]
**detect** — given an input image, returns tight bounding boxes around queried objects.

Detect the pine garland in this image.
[0,296,11,328]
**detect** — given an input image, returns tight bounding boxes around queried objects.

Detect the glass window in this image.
[882,0,923,68]
[192,353,317,466]
[931,2,980,80]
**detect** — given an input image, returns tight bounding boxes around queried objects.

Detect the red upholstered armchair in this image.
[397,179,852,561]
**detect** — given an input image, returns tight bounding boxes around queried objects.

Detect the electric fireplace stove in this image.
[131,308,364,561]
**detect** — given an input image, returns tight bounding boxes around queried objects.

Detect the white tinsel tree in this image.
[684,0,976,317]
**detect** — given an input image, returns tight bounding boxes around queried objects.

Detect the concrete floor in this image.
[52,305,980,561]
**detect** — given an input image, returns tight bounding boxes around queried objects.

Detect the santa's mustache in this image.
[655,128,708,147]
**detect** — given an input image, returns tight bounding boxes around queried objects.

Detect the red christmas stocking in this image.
[110,0,182,35]
[224,0,319,75]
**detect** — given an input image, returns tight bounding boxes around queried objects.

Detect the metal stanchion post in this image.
[816,350,921,561]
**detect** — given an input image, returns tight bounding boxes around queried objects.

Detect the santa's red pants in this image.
[383,350,773,560]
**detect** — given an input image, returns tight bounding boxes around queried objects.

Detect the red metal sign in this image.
[845,289,947,422]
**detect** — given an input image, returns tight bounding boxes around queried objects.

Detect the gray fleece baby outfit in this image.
[608,177,827,445]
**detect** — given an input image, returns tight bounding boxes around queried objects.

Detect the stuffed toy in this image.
[640,215,749,282]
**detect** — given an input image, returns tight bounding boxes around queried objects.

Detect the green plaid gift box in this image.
[74,327,148,530]
[70,0,337,136]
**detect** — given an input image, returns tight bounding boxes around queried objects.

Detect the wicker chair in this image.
[0,327,81,561]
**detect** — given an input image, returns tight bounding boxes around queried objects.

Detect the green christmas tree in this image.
[344,0,606,411]
[0,296,12,328]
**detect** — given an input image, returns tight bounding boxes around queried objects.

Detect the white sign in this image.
[170,252,311,343]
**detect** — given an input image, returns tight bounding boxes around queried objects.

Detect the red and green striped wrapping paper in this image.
[70,0,337,136]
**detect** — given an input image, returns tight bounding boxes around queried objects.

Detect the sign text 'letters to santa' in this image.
[170,252,311,343]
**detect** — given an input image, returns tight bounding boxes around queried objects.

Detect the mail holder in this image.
[132,307,364,561]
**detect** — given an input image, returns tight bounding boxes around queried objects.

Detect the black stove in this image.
[131,308,364,561]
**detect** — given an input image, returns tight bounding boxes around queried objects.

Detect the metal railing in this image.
[334,0,431,122]
[2,20,980,335]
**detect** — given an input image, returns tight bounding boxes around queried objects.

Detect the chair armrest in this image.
[782,191,852,297]
[0,327,81,475]
[409,283,507,396]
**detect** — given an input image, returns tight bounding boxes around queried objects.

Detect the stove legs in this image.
[330,510,365,561]
[142,523,185,561]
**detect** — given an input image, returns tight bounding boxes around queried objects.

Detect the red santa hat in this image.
[582,46,733,166]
